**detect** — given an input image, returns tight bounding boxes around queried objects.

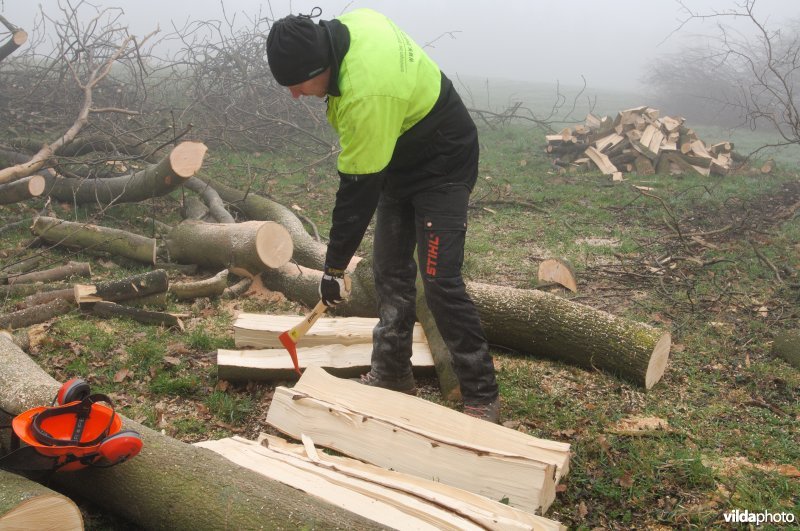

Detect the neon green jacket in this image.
[327,9,442,175]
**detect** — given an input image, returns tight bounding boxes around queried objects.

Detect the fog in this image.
[1,0,797,92]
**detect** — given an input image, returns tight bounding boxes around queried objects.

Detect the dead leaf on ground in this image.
[610,415,669,434]
[113,367,133,383]
[578,501,589,519]
[618,472,634,488]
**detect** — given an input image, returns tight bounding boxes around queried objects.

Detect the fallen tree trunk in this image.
[44,142,207,206]
[416,275,461,401]
[74,269,169,306]
[7,261,91,286]
[259,262,670,389]
[0,335,386,530]
[0,15,27,63]
[0,298,72,330]
[0,469,83,531]
[32,216,156,265]
[0,175,46,204]
[165,220,293,276]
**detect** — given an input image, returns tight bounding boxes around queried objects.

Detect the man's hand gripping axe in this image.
[277,301,328,376]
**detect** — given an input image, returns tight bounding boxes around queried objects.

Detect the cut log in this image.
[0,298,72,330]
[0,469,83,531]
[45,141,207,206]
[165,220,293,276]
[0,282,71,300]
[181,195,209,221]
[170,269,228,301]
[266,367,570,514]
[198,435,565,531]
[0,174,45,204]
[32,216,157,265]
[222,276,253,299]
[467,282,671,389]
[0,255,43,283]
[259,262,670,389]
[91,301,184,330]
[772,330,800,369]
[234,312,425,349]
[537,258,578,292]
[217,342,434,381]
[760,159,775,174]
[74,269,168,306]
[416,275,462,401]
[0,334,387,530]
[21,287,76,308]
[0,27,27,63]
[584,146,618,175]
[6,261,91,286]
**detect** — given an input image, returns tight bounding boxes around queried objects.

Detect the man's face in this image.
[288,68,331,99]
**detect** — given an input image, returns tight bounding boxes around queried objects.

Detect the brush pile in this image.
[546,106,735,179]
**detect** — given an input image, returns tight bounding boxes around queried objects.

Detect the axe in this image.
[278,300,328,376]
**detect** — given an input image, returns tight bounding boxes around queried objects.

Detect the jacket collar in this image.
[320,19,349,97]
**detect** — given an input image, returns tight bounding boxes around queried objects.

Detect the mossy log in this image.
[74,269,168,307]
[32,216,156,264]
[0,469,83,531]
[772,330,800,369]
[0,334,385,530]
[7,261,91,285]
[166,220,293,277]
[259,263,670,389]
[170,269,228,301]
[0,298,73,331]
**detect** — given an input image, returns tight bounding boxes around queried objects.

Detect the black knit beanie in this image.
[266,15,330,86]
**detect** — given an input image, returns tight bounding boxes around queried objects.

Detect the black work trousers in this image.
[370,184,498,404]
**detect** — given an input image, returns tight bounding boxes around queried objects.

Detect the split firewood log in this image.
[0,334,386,530]
[166,220,293,277]
[0,469,83,531]
[266,367,571,514]
[32,216,157,265]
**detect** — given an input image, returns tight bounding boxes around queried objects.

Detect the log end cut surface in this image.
[645,332,671,389]
[0,494,83,531]
[169,141,208,178]
[255,221,294,268]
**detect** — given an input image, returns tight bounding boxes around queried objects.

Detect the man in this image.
[266,8,499,422]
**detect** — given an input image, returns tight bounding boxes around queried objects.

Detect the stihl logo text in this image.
[426,235,439,276]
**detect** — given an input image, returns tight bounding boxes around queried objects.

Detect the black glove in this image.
[319,265,351,307]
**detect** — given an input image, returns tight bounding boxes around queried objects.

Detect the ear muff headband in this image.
[31,394,116,447]
[56,378,91,405]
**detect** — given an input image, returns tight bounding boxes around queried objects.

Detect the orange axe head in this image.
[277,301,328,376]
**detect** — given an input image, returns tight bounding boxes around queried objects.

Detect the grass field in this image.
[1,87,798,528]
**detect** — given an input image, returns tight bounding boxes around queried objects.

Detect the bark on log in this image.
[0,298,72,330]
[170,269,228,301]
[165,220,293,276]
[92,301,183,330]
[0,335,385,530]
[0,255,42,283]
[0,282,71,299]
[22,288,75,308]
[772,330,800,369]
[259,262,670,389]
[467,282,670,389]
[32,216,156,265]
[222,276,252,299]
[181,195,209,221]
[44,141,207,205]
[184,177,235,223]
[0,27,27,63]
[0,469,83,531]
[6,261,91,286]
[74,269,169,306]
[0,174,45,204]
[415,275,461,401]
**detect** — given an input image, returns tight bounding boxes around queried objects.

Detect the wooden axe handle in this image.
[287,300,328,343]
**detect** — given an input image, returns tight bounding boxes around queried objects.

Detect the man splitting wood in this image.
[266,8,500,422]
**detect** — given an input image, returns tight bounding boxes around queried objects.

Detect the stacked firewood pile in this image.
[546,106,736,179]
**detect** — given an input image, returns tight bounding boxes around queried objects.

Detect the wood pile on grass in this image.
[546,106,736,180]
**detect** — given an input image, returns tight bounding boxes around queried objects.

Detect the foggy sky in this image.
[2,0,797,90]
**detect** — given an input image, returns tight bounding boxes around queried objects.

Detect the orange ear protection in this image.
[5,379,143,472]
